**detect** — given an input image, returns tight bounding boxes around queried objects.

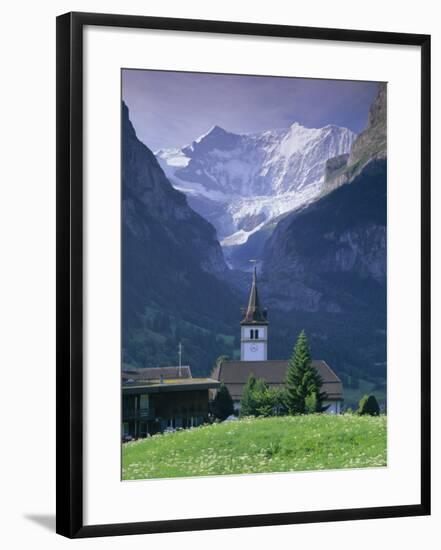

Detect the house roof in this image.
[122,365,192,383]
[122,365,220,394]
[240,267,268,325]
[212,360,343,401]
[123,378,220,395]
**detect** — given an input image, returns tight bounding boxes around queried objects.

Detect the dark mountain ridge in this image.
[122,103,240,373]
[262,159,386,312]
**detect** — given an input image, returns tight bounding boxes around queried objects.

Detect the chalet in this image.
[122,366,219,439]
[212,267,344,413]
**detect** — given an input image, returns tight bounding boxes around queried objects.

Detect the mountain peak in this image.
[211,124,227,133]
[195,124,231,143]
[183,125,241,156]
[289,121,305,130]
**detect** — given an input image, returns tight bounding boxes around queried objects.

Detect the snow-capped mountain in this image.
[156,122,356,246]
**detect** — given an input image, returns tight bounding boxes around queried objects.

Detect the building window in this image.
[255,329,259,339]
[250,329,254,339]
[140,394,149,410]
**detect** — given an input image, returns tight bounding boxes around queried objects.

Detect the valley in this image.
[122,82,387,409]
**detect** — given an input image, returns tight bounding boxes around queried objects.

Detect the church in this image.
[212,267,344,414]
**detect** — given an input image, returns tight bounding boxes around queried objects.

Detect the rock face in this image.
[156,122,355,245]
[323,83,387,193]
[122,103,238,372]
[348,82,386,165]
[262,160,386,313]
[123,102,227,278]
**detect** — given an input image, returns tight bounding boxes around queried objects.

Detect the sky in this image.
[122,69,380,152]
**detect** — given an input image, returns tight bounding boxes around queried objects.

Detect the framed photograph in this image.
[56,11,431,538]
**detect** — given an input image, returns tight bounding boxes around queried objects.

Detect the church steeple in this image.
[241,266,268,325]
[240,266,268,361]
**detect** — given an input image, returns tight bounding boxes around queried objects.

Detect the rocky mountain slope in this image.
[323,82,386,193]
[122,103,239,372]
[261,160,386,313]
[156,122,355,246]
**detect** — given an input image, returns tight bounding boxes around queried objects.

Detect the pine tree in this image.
[284,330,326,414]
[212,382,235,421]
[305,391,318,414]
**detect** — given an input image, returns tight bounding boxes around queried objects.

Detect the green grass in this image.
[122,415,387,480]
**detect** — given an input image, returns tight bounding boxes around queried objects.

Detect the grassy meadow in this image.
[122,414,387,480]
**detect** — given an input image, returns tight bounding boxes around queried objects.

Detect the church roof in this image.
[241,267,268,325]
[212,359,343,401]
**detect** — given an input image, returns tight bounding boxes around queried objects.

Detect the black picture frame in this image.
[56,11,431,539]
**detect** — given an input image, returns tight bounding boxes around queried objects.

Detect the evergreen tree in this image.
[305,391,318,414]
[357,394,380,416]
[212,382,235,421]
[240,374,257,417]
[284,330,326,414]
[252,377,268,395]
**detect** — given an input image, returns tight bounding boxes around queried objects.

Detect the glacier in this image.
[156,122,356,245]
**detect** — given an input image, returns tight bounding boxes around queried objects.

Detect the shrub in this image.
[357,394,380,416]
[212,382,234,421]
[240,375,284,417]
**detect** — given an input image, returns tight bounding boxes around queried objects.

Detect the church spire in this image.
[241,266,268,325]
